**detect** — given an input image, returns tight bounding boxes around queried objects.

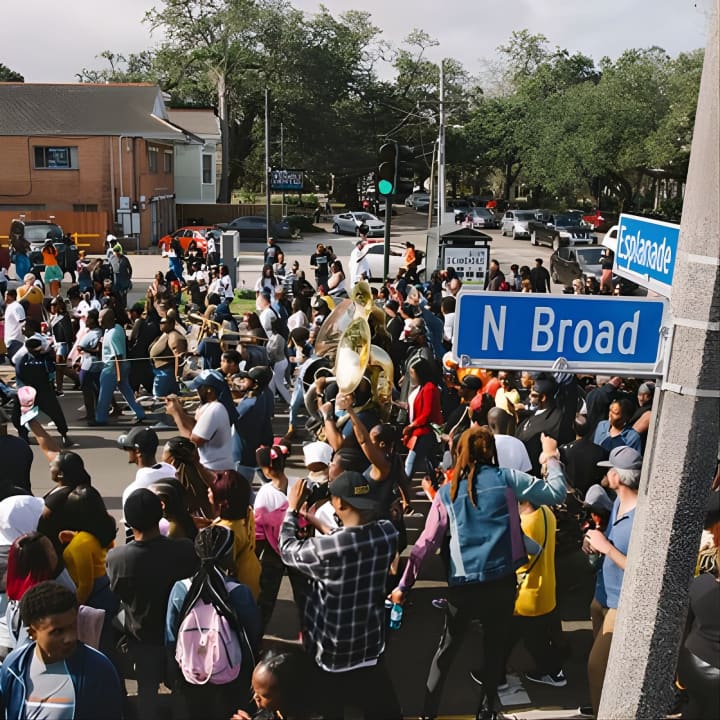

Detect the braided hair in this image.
[178,525,241,637]
[450,425,498,507]
[163,436,213,517]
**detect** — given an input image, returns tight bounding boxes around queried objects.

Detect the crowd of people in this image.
[0,236,717,720]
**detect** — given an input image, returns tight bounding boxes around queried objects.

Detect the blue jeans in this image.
[152,367,178,397]
[289,378,305,428]
[96,365,145,423]
[14,253,31,279]
[405,432,438,478]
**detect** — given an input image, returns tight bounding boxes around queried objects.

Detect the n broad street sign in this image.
[613,214,680,297]
[453,292,669,375]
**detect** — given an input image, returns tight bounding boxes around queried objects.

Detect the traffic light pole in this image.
[382,196,392,281]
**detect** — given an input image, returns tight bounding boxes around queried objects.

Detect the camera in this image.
[305,479,330,507]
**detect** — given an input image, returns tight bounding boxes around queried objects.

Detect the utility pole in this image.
[436,60,446,232]
[600,6,720,718]
[427,142,437,233]
[280,122,285,218]
[265,87,271,242]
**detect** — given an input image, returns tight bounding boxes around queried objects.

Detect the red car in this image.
[158,226,214,253]
[582,210,618,233]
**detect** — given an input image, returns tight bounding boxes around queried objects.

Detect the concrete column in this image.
[600,5,720,718]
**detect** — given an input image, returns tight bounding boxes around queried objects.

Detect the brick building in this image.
[0,83,204,249]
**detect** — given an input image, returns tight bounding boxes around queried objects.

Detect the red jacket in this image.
[407,382,443,439]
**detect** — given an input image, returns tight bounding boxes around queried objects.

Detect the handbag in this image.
[516,506,548,588]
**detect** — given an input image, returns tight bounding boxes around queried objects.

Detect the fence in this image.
[176,203,322,226]
[0,210,109,254]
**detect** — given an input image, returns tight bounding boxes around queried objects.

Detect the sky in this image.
[2,0,713,83]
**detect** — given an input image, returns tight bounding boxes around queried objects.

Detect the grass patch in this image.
[230,297,258,315]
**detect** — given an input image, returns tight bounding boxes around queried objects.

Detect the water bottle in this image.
[389,602,403,630]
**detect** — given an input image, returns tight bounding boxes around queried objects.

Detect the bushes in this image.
[285,214,317,233]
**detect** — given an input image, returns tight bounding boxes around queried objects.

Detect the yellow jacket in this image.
[63,531,108,605]
[214,514,261,600]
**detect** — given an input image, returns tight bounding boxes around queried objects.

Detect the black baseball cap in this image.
[117,427,159,454]
[328,471,379,510]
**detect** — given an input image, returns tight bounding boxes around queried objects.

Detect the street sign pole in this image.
[600,9,720,718]
[383,195,392,281]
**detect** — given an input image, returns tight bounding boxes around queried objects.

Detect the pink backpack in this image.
[175,595,243,685]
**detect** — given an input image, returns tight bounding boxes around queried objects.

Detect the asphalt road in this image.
[10,205,596,718]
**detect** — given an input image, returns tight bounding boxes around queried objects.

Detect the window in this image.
[147,146,159,173]
[34,146,78,169]
[202,154,213,184]
[72,204,98,212]
[163,150,173,174]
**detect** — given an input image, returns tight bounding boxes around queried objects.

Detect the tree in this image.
[0,63,24,82]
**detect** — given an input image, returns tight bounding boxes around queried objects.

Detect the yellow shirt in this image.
[62,531,108,604]
[215,514,261,600]
[515,505,557,617]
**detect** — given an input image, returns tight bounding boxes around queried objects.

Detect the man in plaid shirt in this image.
[280,470,401,719]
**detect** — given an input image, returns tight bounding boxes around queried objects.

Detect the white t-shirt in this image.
[4,302,26,344]
[495,434,533,473]
[259,306,275,335]
[287,310,308,331]
[193,401,234,471]
[122,462,178,510]
[443,312,455,343]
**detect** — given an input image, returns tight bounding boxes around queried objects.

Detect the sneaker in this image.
[470,671,508,691]
[61,435,77,449]
[525,670,567,687]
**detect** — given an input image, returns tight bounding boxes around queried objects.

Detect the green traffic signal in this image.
[377,143,398,196]
[377,178,394,195]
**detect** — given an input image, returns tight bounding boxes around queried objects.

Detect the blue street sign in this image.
[614,214,679,297]
[270,169,304,191]
[452,292,668,375]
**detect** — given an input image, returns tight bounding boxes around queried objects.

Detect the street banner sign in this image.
[270,169,304,191]
[441,244,489,285]
[613,214,679,297]
[453,292,668,375]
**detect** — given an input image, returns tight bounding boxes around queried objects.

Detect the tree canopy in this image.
[75,3,703,215]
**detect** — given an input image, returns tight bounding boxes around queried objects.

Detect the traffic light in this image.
[396,145,415,196]
[377,142,397,196]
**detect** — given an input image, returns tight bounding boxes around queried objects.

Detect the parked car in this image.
[583,209,619,233]
[601,224,640,295]
[9,219,78,275]
[216,215,292,240]
[550,245,605,288]
[465,207,499,229]
[405,192,429,208]
[361,240,426,281]
[158,226,213,253]
[412,194,432,212]
[332,212,385,237]
[529,211,597,250]
[500,209,536,239]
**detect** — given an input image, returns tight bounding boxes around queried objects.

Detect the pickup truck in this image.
[9,219,78,276]
[528,210,597,250]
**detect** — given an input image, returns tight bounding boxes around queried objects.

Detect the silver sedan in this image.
[332,212,385,237]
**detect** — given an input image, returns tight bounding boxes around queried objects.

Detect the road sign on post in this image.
[452,292,668,375]
[613,214,680,297]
